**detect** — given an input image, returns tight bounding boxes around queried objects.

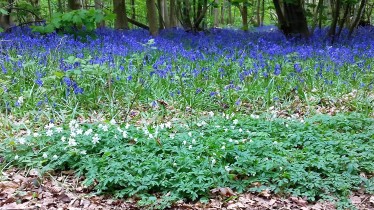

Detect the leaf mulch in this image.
[1,168,373,210]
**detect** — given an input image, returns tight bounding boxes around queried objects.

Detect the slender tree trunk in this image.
[57,0,63,12]
[214,0,219,27]
[242,0,248,30]
[169,0,177,27]
[147,0,159,36]
[193,0,208,30]
[311,0,324,34]
[163,0,170,28]
[182,0,193,30]
[228,3,232,24]
[328,0,340,41]
[256,0,261,26]
[131,0,136,20]
[221,2,225,24]
[261,0,265,26]
[348,0,367,37]
[113,0,129,29]
[336,4,350,37]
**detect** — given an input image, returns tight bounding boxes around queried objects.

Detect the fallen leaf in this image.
[210,187,235,197]
[259,189,271,198]
[57,193,71,203]
[350,196,361,204]
[369,196,374,204]
[289,196,307,206]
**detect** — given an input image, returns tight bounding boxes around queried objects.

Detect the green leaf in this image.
[0,8,8,15]
[54,71,65,79]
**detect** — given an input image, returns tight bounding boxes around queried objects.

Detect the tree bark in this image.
[311,0,324,34]
[147,0,159,36]
[169,0,177,27]
[348,0,367,37]
[113,0,129,29]
[242,0,249,30]
[336,4,350,37]
[328,0,340,41]
[214,0,219,27]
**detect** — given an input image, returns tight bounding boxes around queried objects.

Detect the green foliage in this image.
[1,113,373,208]
[32,9,115,37]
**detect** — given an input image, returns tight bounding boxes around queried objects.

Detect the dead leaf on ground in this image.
[350,195,361,204]
[369,196,374,204]
[210,187,236,197]
[289,196,307,207]
[259,189,271,199]
[57,192,71,203]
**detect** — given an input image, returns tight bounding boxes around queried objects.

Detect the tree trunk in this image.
[273,0,309,37]
[214,0,219,27]
[228,2,232,24]
[95,0,105,27]
[242,0,249,30]
[147,0,159,36]
[348,0,367,37]
[336,4,350,37]
[113,0,129,29]
[68,0,82,10]
[261,0,265,26]
[311,0,324,34]
[131,0,136,20]
[221,2,225,24]
[328,0,340,41]
[193,0,208,31]
[57,0,63,12]
[256,0,261,26]
[169,0,177,27]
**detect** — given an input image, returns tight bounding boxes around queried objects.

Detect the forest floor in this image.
[0,167,373,209]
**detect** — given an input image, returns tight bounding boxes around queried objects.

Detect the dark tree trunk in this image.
[131,0,136,20]
[113,0,129,29]
[311,0,324,34]
[273,0,309,37]
[336,4,350,37]
[348,0,367,37]
[328,0,340,42]
[147,0,159,36]
[241,0,249,30]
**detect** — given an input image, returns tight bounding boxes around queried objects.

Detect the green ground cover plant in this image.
[1,113,373,209]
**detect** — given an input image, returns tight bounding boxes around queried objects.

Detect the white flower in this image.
[183,140,187,145]
[208,111,214,117]
[84,129,93,136]
[42,153,48,158]
[122,131,128,138]
[238,128,243,132]
[211,158,216,165]
[192,139,196,144]
[188,132,192,137]
[110,119,116,125]
[70,132,76,137]
[80,150,87,155]
[273,141,278,144]
[235,140,239,144]
[76,128,83,135]
[18,137,26,145]
[229,138,233,142]
[114,134,118,139]
[221,145,226,150]
[55,127,63,133]
[233,119,238,125]
[14,155,19,160]
[92,134,100,144]
[68,138,77,146]
[143,128,149,135]
[148,134,154,139]
[159,123,165,129]
[61,136,66,142]
[33,132,40,137]
[225,165,231,172]
[26,130,31,136]
[101,125,108,132]
[188,145,192,150]
[134,138,138,142]
[173,162,177,167]
[53,155,58,159]
[45,123,55,130]
[125,123,130,129]
[169,133,175,139]
[165,121,172,129]
[69,119,77,127]
[250,114,260,119]
[46,129,53,137]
